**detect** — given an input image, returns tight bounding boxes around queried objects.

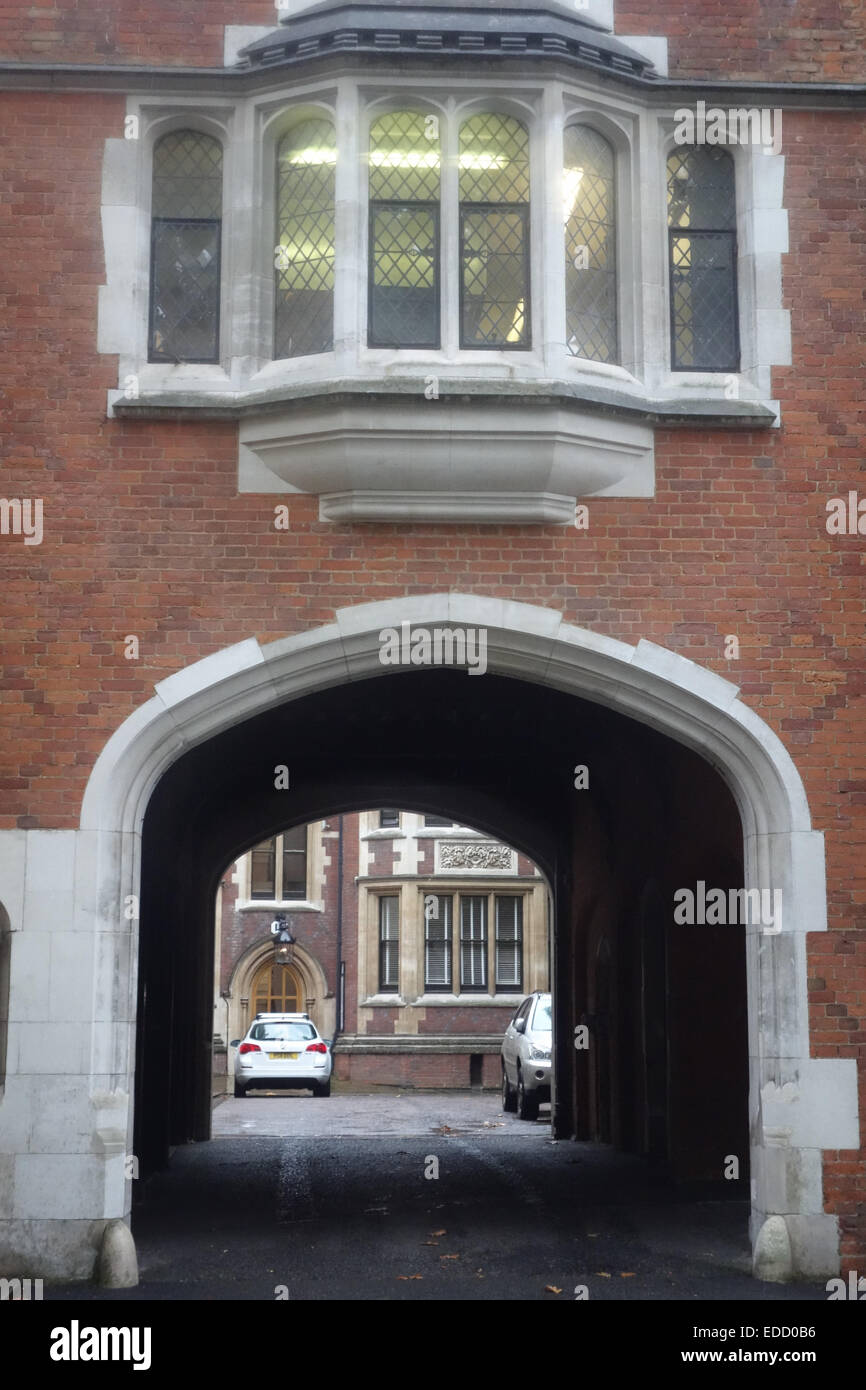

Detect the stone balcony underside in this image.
[115,378,774,525]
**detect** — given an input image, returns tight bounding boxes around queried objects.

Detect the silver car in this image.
[501,992,552,1120]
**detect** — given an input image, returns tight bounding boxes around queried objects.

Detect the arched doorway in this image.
[250,961,303,1018]
[67,594,856,1282]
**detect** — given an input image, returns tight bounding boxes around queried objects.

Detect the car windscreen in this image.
[531,999,552,1032]
[249,1023,317,1042]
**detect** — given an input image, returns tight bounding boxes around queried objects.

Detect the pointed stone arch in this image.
[1,594,857,1279]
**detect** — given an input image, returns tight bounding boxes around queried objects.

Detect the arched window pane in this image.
[370,110,440,202]
[667,147,738,371]
[149,130,222,363]
[564,125,617,364]
[275,119,336,359]
[459,114,530,349]
[369,111,440,347]
[459,113,529,204]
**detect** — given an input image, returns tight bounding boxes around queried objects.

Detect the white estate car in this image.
[501,992,552,1120]
[234,1013,332,1097]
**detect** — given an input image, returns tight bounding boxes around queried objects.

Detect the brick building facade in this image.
[212,810,549,1091]
[0,0,863,1284]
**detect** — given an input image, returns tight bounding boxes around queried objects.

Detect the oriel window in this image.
[149,130,223,363]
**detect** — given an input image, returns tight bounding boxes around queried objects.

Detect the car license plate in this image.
[268,1051,299,1060]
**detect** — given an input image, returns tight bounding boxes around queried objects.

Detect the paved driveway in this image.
[47,1091,828,1302]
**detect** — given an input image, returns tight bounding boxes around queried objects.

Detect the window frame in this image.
[458,202,531,351]
[665,144,740,374]
[563,121,618,367]
[147,129,224,366]
[248,828,309,903]
[378,893,400,993]
[420,890,527,996]
[423,892,453,993]
[494,894,524,990]
[367,199,441,350]
[273,114,337,362]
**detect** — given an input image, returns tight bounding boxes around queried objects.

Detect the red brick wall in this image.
[0,1,276,66]
[0,2,863,82]
[616,0,866,83]
[334,1051,500,1088]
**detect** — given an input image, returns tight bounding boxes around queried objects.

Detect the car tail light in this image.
[239,1042,261,1055]
[305,1042,328,1053]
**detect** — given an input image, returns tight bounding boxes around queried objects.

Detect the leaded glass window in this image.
[459,114,530,349]
[667,146,738,371]
[275,119,336,359]
[368,111,440,347]
[564,126,617,364]
[149,130,222,363]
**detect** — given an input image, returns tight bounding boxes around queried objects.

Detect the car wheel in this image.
[313,1080,331,1097]
[501,1061,517,1112]
[233,1078,246,1098]
[517,1068,539,1121]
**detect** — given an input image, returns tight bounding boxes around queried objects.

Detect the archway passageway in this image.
[59,596,856,1282]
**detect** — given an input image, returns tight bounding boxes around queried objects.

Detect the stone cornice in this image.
[112,378,775,429]
[1,56,866,107]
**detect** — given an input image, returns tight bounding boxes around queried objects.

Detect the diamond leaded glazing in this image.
[459,115,530,348]
[369,110,440,202]
[369,111,440,346]
[149,131,223,363]
[152,130,223,220]
[459,113,530,204]
[667,147,738,370]
[275,118,336,359]
[564,125,617,364]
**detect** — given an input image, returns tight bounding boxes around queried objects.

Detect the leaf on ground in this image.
[422,1241,439,1247]
[544,1285,562,1294]
[620,1272,636,1278]
[433,1124,454,1134]
[396,1274,424,1280]
[595,1271,611,1278]
[440,1253,460,1260]
[430,1229,447,1236]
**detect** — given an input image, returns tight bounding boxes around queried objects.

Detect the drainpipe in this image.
[332,814,344,1049]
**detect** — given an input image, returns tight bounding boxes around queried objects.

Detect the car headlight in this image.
[529,1046,551,1061]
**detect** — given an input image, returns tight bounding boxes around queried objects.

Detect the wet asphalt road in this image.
[45,1090,830,1303]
